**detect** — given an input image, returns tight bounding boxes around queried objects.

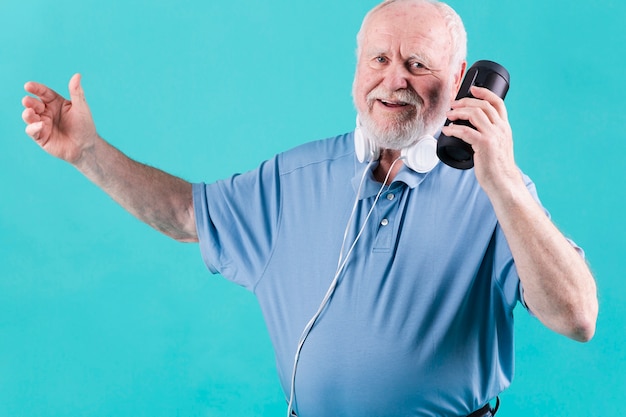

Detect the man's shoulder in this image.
[278,131,355,174]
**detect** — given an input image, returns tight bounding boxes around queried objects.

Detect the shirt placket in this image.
[372,185,403,252]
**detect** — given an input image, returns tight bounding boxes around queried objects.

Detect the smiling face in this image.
[353,0,464,150]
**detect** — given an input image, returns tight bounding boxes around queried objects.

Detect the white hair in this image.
[355,0,467,71]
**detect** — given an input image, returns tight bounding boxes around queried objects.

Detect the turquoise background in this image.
[1,0,624,415]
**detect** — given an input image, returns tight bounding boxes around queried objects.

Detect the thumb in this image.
[68,73,86,104]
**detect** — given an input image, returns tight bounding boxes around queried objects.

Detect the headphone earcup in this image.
[401,135,439,173]
[354,117,436,172]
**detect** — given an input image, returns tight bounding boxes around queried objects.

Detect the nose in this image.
[382,62,410,91]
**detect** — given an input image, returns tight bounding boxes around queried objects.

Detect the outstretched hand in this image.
[22,73,98,164]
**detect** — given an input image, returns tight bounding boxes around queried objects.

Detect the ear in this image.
[451,60,467,95]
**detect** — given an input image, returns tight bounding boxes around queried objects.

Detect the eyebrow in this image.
[407,53,428,62]
[362,46,388,56]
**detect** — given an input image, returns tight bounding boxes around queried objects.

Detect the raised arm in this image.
[443,86,598,342]
[22,74,198,242]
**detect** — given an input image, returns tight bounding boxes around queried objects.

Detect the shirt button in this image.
[381,218,389,226]
[386,193,395,201]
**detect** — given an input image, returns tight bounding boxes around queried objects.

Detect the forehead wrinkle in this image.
[363,33,442,69]
[361,1,453,63]
[362,20,450,65]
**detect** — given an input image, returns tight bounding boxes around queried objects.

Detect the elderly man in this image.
[21,0,597,416]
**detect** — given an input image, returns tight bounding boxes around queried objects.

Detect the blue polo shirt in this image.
[192,131,539,416]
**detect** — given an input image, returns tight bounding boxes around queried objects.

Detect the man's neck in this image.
[373,149,404,184]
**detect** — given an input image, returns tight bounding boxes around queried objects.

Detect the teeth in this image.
[381,100,408,106]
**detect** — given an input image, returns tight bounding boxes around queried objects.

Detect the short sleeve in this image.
[192,157,282,290]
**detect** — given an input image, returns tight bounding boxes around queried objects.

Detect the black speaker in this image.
[436,60,510,170]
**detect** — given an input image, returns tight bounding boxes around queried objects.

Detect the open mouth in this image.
[378,99,410,108]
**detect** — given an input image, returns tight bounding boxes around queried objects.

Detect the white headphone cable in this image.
[286,157,402,417]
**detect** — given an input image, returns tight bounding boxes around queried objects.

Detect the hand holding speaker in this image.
[437,60,510,170]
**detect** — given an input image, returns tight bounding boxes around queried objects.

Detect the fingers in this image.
[446,105,494,137]
[22,93,47,140]
[68,73,85,104]
[25,121,44,140]
[21,75,82,144]
[442,85,513,151]
[22,79,60,139]
[446,87,507,132]
[24,80,62,104]
[466,86,508,119]
[22,106,40,125]
[22,95,45,116]
[22,103,45,141]
[442,120,482,146]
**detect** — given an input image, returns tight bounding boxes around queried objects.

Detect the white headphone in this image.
[354,116,439,173]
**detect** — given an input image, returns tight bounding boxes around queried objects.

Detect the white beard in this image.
[359,108,433,150]
[356,86,449,150]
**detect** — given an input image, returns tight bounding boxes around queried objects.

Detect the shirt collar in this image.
[351,159,438,200]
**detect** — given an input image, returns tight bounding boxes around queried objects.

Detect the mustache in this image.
[366,87,422,106]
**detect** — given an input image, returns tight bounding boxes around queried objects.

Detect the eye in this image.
[407,59,431,75]
[373,55,388,65]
